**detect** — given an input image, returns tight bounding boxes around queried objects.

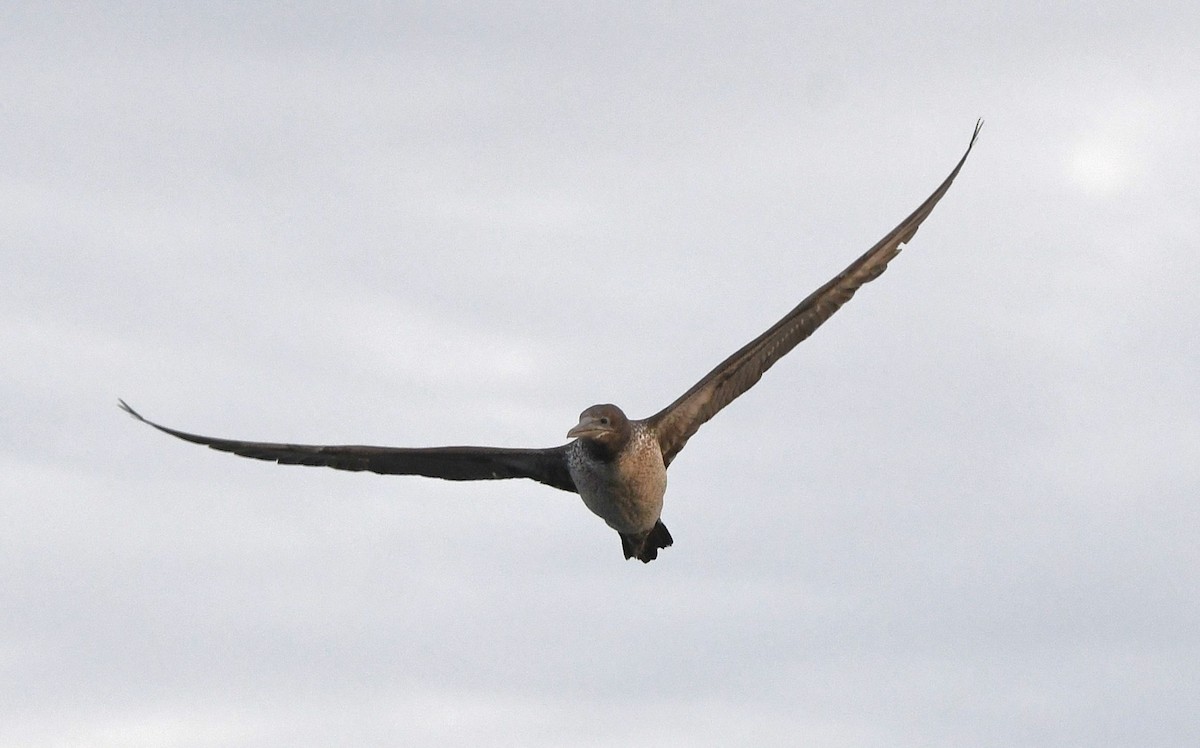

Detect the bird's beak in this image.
[567,417,605,440]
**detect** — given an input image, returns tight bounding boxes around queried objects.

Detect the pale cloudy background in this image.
[3,2,1198,746]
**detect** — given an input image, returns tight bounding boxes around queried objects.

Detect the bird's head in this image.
[567,403,630,449]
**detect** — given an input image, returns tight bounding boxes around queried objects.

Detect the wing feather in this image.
[644,121,982,466]
[119,400,577,493]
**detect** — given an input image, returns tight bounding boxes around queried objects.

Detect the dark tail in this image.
[620,520,674,563]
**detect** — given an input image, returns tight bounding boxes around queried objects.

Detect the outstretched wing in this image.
[644,120,982,466]
[119,400,577,493]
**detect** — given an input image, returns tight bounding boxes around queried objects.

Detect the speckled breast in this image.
[567,424,668,535]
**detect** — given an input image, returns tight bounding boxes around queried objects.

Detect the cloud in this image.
[3,3,1199,746]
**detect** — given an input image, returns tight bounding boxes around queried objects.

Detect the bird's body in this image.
[120,122,982,563]
[567,414,670,561]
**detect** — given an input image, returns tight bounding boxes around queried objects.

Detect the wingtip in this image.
[118,398,145,422]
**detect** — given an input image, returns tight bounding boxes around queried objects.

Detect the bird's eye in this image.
[600,417,609,425]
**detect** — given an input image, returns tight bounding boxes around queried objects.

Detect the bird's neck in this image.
[580,432,630,462]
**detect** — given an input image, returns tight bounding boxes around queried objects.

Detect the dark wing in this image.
[644,120,982,466]
[119,400,577,493]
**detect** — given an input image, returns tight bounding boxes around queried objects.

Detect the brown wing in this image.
[119,400,577,493]
[644,120,982,466]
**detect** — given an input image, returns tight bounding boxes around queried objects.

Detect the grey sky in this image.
[3,2,1198,746]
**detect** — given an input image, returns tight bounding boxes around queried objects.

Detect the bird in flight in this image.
[121,121,981,563]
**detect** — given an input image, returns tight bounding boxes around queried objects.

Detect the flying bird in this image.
[121,121,981,563]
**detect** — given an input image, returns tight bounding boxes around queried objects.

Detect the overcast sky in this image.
[3,2,1198,746]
